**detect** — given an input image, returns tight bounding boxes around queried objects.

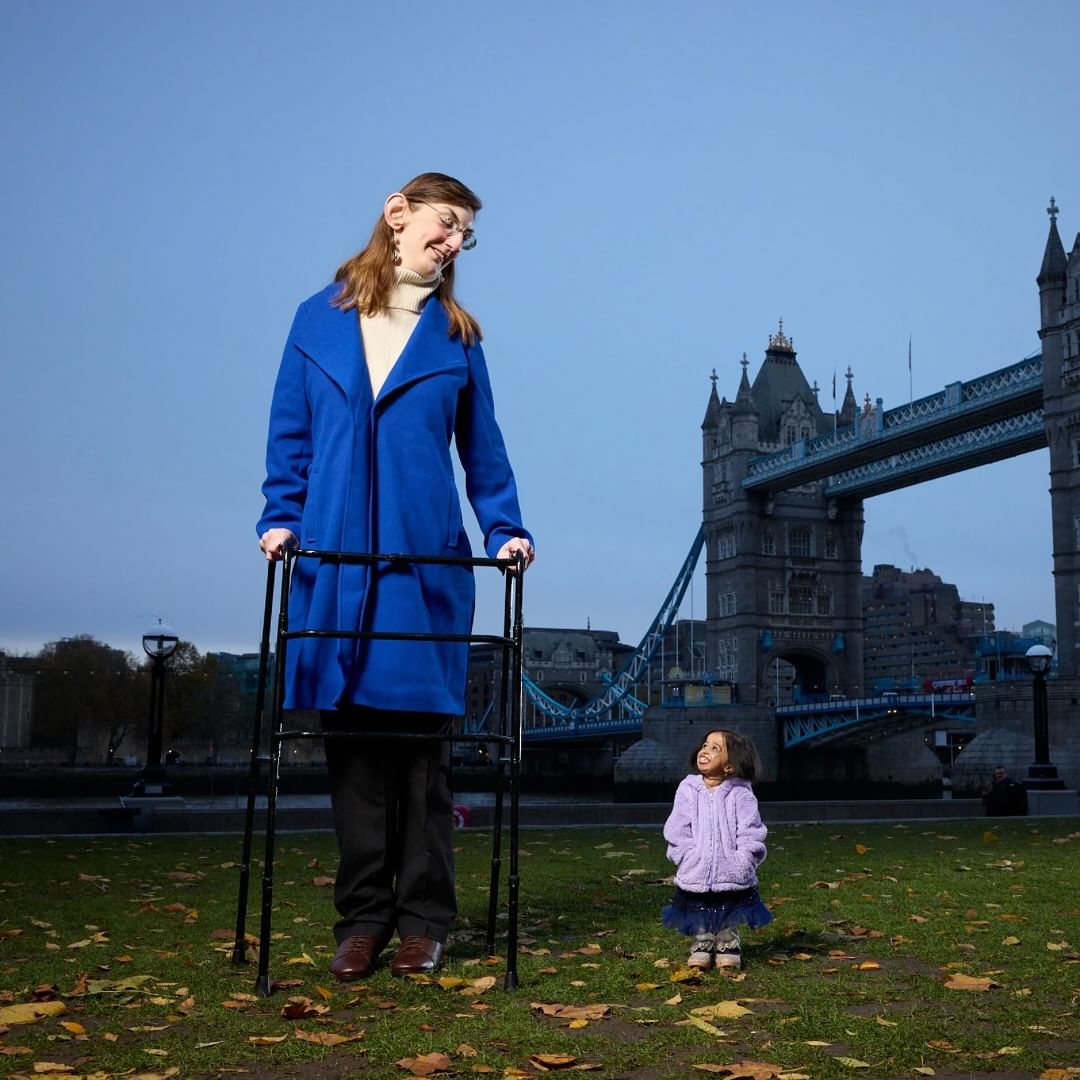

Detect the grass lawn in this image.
[0,818,1077,1079]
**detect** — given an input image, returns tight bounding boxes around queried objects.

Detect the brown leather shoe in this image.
[390,935,445,976]
[329,935,384,981]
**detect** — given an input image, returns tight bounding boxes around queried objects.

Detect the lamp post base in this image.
[129,767,171,798]
[1024,764,1066,791]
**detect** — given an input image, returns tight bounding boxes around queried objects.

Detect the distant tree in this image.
[160,644,244,763]
[32,637,141,763]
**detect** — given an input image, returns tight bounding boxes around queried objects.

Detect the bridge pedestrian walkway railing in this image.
[744,354,1042,488]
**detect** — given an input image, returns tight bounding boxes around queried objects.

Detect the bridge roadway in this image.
[742,354,1044,497]
[522,691,976,749]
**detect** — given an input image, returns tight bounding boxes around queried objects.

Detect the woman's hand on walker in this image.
[496,537,535,571]
[260,528,298,561]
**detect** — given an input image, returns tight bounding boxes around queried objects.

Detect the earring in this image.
[392,231,401,266]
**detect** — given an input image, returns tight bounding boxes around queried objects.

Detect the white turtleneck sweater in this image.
[359,267,440,397]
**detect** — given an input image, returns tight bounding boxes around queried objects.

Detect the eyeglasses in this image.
[411,200,477,250]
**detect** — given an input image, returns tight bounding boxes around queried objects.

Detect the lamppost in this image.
[1024,644,1064,790]
[131,621,179,796]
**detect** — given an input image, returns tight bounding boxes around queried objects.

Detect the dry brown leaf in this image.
[692,1061,782,1078]
[396,1051,453,1075]
[285,953,316,966]
[455,1043,478,1057]
[460,976,496,995]
[529,1054,579,1070]
[809,881,840,889]
[32,1064,75,1074]
[851,961,880,971]
[943,973,1002,991]
[530,1002,610,1020]
[0,1046,32,1056]
[280,996,329,1019]
[249,1033,289,1045]
[293,1028,363,1047]
[312,876,335,887]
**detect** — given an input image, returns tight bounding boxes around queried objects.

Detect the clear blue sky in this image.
[2,2,1077,659]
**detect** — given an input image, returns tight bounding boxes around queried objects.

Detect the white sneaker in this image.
[714,928,741,969]
[687,935,715,969]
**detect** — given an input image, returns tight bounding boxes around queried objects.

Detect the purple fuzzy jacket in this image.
[663,775,768,893]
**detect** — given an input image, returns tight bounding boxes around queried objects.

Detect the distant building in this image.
[466,627,635,728]
[1022,619,1056,646]
[0,653,34,749]
[862,564,992,690]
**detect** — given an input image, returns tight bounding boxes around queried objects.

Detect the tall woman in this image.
[257,173,534,980]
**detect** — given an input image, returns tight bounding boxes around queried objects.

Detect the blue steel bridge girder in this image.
[520,526,705,739]
[742,355,1043,495]
[779,695,976,749]
[824,408,1045,499]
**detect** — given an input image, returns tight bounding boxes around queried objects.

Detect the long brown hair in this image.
[333,172,482,344]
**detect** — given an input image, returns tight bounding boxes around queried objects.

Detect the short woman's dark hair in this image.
[688,728,761,781]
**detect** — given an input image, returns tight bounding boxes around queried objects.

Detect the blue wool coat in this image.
[256,283,532,714]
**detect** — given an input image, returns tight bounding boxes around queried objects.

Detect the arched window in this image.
[789,527,812,557]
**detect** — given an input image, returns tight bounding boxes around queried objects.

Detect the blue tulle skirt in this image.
[661,885,773,936]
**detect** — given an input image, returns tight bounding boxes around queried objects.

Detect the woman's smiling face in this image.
[389,196,475,277]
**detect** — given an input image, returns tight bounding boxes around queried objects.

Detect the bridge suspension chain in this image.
[521,526,705,725]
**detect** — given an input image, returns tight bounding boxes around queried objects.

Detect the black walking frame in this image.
[231,547,526,994]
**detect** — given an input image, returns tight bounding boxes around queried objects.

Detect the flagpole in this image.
[908,334,912,404]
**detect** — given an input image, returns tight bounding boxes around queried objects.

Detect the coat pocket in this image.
[446,478,464,548]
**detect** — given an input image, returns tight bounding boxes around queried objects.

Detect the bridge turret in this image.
[1039,196,1068,333]
[702,368,723,432]
[838,366,858,427]
[731,353,759,448]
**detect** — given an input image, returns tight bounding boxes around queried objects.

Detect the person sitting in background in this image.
[982,765,1027,816]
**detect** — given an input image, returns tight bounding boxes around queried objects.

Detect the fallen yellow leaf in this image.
[691,1001,752,1020]
[0,1001,67,1026]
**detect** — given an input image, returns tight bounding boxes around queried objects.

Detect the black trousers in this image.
[321,708,456,945]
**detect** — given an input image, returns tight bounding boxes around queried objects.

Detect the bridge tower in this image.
[1040,198,1080,676]
[702,325,866,705]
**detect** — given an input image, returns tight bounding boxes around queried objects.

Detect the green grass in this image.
[0,819,1078,1079]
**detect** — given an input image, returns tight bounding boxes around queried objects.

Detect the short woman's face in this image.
[696,732,730,779]
[392,199,475,277]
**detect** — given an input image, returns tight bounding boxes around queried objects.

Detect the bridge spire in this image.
[1039,195,1067,330]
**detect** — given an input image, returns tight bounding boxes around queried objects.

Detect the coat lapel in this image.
[375,297,466,410]
[292,284,370,409]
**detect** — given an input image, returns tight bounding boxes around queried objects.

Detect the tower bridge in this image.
[515,204,1080,793]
